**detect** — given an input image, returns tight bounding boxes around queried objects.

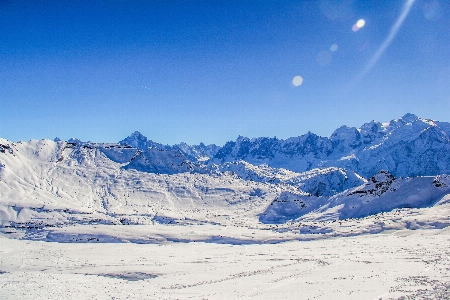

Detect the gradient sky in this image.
[1,0,450,145]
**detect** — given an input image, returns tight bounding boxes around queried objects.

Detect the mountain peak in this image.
[400,113,419,123]
[236,135,248,141]
[119,131,154,149]
[129,131,146,138]
[330,125,360,141]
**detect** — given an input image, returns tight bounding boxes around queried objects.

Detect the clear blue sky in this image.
[1,0,449,145]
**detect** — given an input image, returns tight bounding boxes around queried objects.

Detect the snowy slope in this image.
[316,172,450,220]
[205,161,365,196]
[0,138,285,229]
[122,148,194,174]
[261,171,450,223]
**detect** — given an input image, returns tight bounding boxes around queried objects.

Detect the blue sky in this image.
[1,0,449,145]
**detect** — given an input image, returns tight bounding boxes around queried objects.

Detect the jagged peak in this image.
[400,113,419,123]
[359,120,382,131]
[330,125,359,140]
[119,131,157,150]
[128,131,147,139]
[236,135,250,142]
[301,131,318,138]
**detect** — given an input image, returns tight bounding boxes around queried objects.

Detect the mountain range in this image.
[2,113,450,235]
[102,113,450,178]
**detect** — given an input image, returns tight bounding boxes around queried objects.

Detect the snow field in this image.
[1,227,450,299]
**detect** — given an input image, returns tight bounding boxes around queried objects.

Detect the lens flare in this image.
[361,0,415,77]
[292,76,303,87]
[352,19,366,32]
[349,0,415,87]
[356,19,365,28]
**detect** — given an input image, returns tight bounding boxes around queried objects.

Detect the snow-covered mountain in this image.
[2,113,450,233]
[119,131,219,161]
[212,113,450,178]
[261,171,450,223]
[122,148,194,174]
[74,113,450,180]
[119,131,162,150]
[0,138,280,228]
[206,161,365,197]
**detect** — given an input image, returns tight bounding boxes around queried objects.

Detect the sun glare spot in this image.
[330,44,338,52]
[352,19,366,32]
[292,76,303,87]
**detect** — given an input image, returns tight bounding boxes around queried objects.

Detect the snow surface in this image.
[2,228,450,299]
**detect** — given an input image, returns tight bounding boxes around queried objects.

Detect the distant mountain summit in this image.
[211,113,450,178]
[118,131,220,162]
[119,131,164,150]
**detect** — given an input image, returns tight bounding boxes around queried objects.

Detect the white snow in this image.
[1,227,450,299]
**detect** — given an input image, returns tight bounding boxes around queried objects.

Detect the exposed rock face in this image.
[348,170,396,197]
[0,143,14,155]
